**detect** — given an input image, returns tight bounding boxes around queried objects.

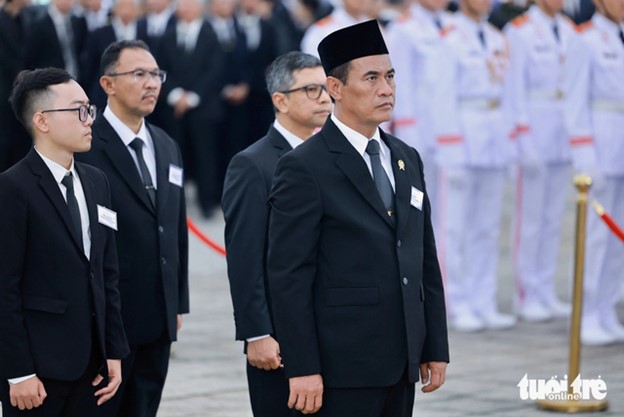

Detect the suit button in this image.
[397,240,402,248]
[90,272,95,279]
[402,277,408,285]
[158,226,164,233]
[161,257,167,265]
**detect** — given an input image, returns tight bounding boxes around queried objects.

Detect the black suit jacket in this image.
[76,116,189,345]
[222,126,291,341]
[267,119,449,388]
[0,150,129,381]
[23,12,88,76]
[158,20,225,123]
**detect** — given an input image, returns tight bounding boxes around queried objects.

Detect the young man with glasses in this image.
[0,68,129,417]
[76,40,189,417]
[222,51,331,417]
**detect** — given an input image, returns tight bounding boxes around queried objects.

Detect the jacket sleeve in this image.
[100,172,130,359]
[267,152,323,378]
[222,153,273,340]
[0,176,36,379]
[176,145,190,315]
[415,150,450,364]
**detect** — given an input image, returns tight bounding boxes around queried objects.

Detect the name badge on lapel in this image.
[169,164,184,187]
[410,186,424,211]
[97,205,118,230]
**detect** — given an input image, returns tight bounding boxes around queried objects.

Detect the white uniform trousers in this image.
[582,176,624,331]
[439,167,506,318]
[513,163,571,308]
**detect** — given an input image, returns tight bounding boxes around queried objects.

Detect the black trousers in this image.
[99,336,171,417]
[294,371,415,417]
[246,361,290,417]
[0,346,106,417]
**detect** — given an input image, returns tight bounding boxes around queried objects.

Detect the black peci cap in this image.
[317,19,389,75]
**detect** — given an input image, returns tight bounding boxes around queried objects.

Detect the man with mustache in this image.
[267,20,449,416]
[76,40,189,417]
[222,51,332,417]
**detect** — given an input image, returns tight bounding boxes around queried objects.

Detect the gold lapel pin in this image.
[398,160,405,171]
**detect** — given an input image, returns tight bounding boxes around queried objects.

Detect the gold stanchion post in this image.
[536,174,608,413]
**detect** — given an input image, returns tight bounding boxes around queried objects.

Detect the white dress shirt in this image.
[103,106,158,189]
[331,114,396,191]
[112,17,137,41]
[147,7,174,37]
[273,119,305,149]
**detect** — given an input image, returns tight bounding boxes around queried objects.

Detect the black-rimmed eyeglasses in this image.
[106,69,167,83]
[41,104,97,122]
[280,84,327,100]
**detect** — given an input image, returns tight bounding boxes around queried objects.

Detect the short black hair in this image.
[328,61,350,85]
[9,68,73,135]
[100,40,151,75]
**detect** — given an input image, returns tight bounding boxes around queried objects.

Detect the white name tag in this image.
[169,164,183,187]
[410,187,424,211]
[97,205,118,230]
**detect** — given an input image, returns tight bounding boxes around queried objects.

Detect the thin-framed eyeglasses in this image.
[41,104,97,122]
[106,69,167,83]
[280,84,327,100]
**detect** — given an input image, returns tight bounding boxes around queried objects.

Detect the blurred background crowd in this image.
[0,0,594,218]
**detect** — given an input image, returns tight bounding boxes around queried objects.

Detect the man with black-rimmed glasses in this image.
[222,51,331,417]
[76,39,189,417]
[0,67,129,417]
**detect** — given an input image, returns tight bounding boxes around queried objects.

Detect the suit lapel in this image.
[383,133,412,237]
[27,151,87,257]
[323,120,393,229]
[267,126,291,157]
[150,125,171,218]
[76,163,99,261]
[97,118,156,215]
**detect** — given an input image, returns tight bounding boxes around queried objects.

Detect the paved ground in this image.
[2,180,622,417]
[158,181,623,417]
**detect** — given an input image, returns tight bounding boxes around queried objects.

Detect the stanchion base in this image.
[536,399,608,413]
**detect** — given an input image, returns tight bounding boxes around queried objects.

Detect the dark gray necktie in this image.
[619,29,624,46]
[129,138,157,208]
[365,139,395,219]
[61,173,84,251]
[478,28,486,49]
[553,23,560,43]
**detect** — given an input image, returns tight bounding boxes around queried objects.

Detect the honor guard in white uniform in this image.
[563,1,624,346]
[300,0,374,57]
[385,0,455,228]
[504,1,576,322]
[433,0,516,332]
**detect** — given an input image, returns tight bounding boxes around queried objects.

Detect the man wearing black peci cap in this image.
[267,20,449,417]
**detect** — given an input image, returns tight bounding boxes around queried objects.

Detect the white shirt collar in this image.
[330,113,386,158]
[529,5,556,24]
[273,119,305,149]
[48,4,69,24]
[35,148,78,184]
[593,13,622,36]
[112,17,137,40]
[103,105,150,148]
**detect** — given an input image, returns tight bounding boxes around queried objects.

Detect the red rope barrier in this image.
[187,217,227,256]
[591,201,624,243]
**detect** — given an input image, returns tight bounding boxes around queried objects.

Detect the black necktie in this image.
[619,29,624,46]
[61,173,84,251]
[129,138,157,208]
[478,28,486,49]
[553,23,560,43]
[365,139,395,219]
[434,17,443,30]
